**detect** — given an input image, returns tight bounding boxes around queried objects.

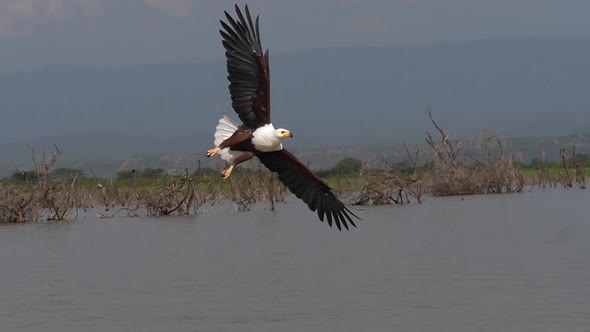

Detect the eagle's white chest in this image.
[251,124,283,152]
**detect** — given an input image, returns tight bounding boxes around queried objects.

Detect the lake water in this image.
[1,188,589,331]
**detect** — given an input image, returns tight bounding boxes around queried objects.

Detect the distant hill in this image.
[1,38,590,177]
[0,131,210,178]
[2,130,588,179]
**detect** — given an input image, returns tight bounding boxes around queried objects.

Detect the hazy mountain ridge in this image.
[2,38,590,176]
[2,38,590,143]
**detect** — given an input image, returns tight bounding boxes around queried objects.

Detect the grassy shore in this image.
[1,159,587,224]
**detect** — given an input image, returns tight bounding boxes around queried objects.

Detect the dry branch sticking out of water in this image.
[0,184,40,223]
[425,109,524,196]
[349,157,422,206]
[141,170,199,216]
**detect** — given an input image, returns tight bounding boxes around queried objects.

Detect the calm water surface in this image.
[1,188,590,331]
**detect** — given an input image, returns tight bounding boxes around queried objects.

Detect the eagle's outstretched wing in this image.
[220,4,270,129]
[257,149,361,230]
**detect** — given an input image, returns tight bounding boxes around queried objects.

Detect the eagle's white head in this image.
[275,128,293,139]
[251,124,293,152]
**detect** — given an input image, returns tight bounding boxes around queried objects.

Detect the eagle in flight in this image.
[206,4,360,230]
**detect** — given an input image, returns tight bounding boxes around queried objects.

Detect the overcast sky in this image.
[0,0,589,73]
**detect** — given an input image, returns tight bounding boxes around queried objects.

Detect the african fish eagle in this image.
[206,4,360,230]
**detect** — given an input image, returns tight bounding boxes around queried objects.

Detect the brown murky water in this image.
[1,188,590,331]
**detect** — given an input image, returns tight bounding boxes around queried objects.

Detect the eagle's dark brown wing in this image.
[220,4,270,129]
[257,149,361,230]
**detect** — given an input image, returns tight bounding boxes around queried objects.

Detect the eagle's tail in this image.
[213,116,239,163]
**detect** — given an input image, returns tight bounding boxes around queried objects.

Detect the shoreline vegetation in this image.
[1,110,587,223]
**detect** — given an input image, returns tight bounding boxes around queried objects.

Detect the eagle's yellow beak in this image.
[282,130,293,138]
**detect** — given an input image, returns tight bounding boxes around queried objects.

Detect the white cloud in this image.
[0,0,201,37]
[0,0,100,37]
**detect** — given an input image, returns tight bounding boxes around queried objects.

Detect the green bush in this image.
[316,157,363,177]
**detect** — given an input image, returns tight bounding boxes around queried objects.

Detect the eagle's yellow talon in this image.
[207,147,221,157]
[221,165,234,180]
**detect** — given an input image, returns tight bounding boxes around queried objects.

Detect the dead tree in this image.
[536,150,552,189]
[0,184,40,223]
[425,109,523,196]
[572,146,587,189]
[559,148,573,187]
[403,142,424,203]
[143,170,199,216]
[352,157,414,206]
[426,107,461,167]
[33,145,79,221]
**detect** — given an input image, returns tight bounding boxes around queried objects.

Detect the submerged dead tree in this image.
[351,157,419,206]
[96,180,123,216]
[225,167,285,212]
[425,108,480,196]
[96,173,140,219]
[559,148,574,188]
[425,108,523,196]
[34,146,79,220]
[477,130,524,193]
[0,145,81,223]
[403,142,424,203]
[227,171,258,211]
[143,169,199,216]
[0,183,39,223]
[573,147,587,189]
[560,146,587,189]
[535,150,554,188]
[259,171,286,211]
